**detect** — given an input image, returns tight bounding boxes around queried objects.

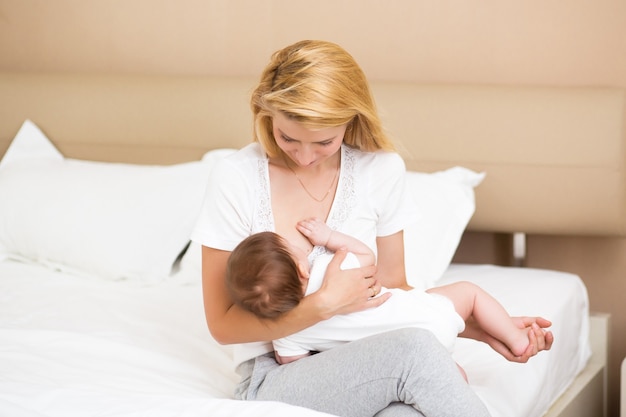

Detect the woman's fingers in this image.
[320,250,380,316]
[367,291,391,307]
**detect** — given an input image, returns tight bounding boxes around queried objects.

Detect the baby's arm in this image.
[297,217,375,267]
[274,350,311,365]
[273,337,312,365]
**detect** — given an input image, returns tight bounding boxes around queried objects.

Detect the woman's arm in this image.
[202,246,384,344]
[374,231,412,290]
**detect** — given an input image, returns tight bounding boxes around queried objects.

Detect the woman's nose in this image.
[295,147,315,166]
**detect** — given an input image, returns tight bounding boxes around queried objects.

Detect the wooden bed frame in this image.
[1,72,621,417]
[544,313,609,417]
[622,357,626,417]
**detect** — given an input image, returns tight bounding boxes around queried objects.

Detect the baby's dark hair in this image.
[226,231,305,319]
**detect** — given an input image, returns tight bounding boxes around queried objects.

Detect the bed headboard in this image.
[1,72,624,236]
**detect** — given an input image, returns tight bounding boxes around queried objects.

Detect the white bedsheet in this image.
[0,260,333,417]
[0,260,590,417]
[441,264,591,417]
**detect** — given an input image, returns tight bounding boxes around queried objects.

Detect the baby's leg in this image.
[427,281,530,357]
[456,362,468,382]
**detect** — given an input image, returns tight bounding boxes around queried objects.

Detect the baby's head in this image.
[226,231,308,319]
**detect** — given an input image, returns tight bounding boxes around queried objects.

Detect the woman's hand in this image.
[462,316,554,363]
[510,317,554,362]
[311,249,389,320]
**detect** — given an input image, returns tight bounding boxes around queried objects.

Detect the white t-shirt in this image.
[191,142,417,366]
[273,253,466,357]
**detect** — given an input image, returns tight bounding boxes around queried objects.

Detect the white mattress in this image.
[0,260,590,417]
[441,264,591,417]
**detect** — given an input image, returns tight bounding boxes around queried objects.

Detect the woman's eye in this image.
[281,135,295,143]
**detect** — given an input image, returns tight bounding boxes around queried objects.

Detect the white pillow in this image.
[174,148,238,280]
[176,240,203,281]
[0,120,218,282]
[403,167,485,290]
[174,148,239,283]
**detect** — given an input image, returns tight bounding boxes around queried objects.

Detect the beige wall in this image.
[1,0,626,87]
[529,236,625,417]
[1,1,625,415]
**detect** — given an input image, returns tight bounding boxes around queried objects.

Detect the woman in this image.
[192,40,551,417]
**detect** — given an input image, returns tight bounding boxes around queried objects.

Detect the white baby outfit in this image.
[273,253,466,357]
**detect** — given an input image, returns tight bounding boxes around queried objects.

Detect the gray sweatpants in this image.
[236,328,490,417]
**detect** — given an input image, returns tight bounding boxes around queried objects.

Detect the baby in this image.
[226,218,537,378]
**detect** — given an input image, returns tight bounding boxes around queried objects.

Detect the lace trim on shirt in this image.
[329,145,357,229]
[256,157,274,233]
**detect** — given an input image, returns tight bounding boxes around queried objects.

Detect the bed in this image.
[1,72,620,417]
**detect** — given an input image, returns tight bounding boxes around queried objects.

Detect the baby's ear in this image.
[296,261,310,280]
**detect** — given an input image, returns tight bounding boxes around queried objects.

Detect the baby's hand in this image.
[297,217,331,246]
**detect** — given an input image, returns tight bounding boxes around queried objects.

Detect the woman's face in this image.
[272,112,346,168]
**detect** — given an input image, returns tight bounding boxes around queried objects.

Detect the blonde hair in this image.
[251,40,395,158]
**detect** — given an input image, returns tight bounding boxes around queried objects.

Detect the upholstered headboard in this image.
[1,72,624,236]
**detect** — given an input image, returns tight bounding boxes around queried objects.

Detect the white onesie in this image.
[273,253,465,358]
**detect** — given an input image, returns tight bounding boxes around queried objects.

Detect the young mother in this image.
[192,40,551,417]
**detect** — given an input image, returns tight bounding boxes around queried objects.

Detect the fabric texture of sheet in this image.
[0,260,335,417]
[0,260,590,417]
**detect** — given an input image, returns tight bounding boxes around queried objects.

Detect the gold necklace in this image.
[283,156,340,203]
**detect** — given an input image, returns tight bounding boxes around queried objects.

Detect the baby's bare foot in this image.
[510,329,532,357]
